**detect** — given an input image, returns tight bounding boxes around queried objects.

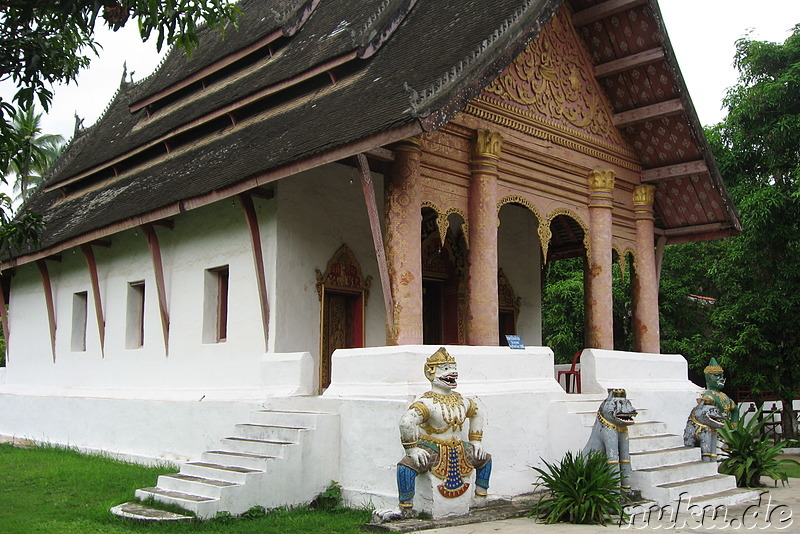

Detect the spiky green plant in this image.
[531,450,626,525]
[718,406,800,487]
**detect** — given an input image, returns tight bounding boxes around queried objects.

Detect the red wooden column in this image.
[586,169,615,349]
[385,138,423,345]
[632,185,660,353]
[466,130,502,346]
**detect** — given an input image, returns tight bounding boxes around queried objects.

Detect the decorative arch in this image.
[315,244,372,301]
[422,200,469,249]
[612,244,636,279]
[543,207,590,263]
[497,194,545,228]
[497,195,545,262]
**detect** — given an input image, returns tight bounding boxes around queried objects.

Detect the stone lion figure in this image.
[583,388,638,490]
[683,396,727,461]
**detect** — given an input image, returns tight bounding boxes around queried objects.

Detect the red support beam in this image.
[613,99,685,128]
[238,193,270,351]
[141,224,170,355]
[641,160,709,183]
[594,47,665,78]
[36,260,57,362]
[80,243,106,356]
[572,0,646,27]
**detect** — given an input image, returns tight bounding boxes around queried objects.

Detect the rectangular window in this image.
[203,266,229,343]
[71,291,88,352]
[126,281,145,349]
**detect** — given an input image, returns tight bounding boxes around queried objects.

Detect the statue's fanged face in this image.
[706,372,725,391]
[432,362,458,389]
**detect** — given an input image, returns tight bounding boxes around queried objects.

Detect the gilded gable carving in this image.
[482,8,621,147]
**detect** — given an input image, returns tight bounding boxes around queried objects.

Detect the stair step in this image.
[685,487,763,508]
[157,473,239,498]
[629,421,668,438]
[220,436,294,456]
[249,409,334,427]
[658,474,737,502]
[136,486,216,503]
[110,501,193,521]
[631,446,700,469]
[635,460,720,485]
[135,486,218,519]
[235,423,307,442]
[629,433,684,453]
[203,449,279,470]
[182,461,263,484]
[186,461,260,474]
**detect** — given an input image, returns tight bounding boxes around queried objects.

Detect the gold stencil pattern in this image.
[484,9,617,143]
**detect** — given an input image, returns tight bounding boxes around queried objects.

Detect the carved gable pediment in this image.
[475,7,631,155]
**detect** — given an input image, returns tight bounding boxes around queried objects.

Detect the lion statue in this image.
[583,388,638,490]
[683,396,727,462]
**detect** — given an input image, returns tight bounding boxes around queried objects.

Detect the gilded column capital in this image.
[472,130,503,161]
[633,185,656,208]
[392,137,422,153]
[588,169,615,193]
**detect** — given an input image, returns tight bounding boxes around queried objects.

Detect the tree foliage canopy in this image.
[0,0,239,250]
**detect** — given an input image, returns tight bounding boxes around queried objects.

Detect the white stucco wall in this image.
[3,199,313,400]
[498,203,542,345]
[273,163,386,387]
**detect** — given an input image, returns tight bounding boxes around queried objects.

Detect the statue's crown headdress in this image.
[704,357,724,375]
[608,388,627,398]
[424,347,456,380]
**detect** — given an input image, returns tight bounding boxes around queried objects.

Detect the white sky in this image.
[3,1,800,144]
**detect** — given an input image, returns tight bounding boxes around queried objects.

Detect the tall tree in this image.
[0,0,239,250]
[702,25,800,439]
[6,106,64,202]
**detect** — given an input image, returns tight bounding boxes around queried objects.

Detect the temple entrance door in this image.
[499,310,516,345]
[498,268,520,345]
[421,208,467,344]
[422,279,443,344]
[320,290,363,391]
[315,244,371,394]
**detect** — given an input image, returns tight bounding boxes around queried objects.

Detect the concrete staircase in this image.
[119,409,339,519]
[558,395,760,508]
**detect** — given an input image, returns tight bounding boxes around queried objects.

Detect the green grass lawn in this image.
[779,461,800,479]
[0,443,370,534]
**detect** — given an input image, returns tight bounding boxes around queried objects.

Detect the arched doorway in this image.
[541,212,588,363]
[421,208,467,345]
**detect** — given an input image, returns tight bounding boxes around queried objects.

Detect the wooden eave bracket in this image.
[238,192,270,351]
[36,259,57,362]
[140,224,170,355]
[356,153,394,325]
[80,243,106,356]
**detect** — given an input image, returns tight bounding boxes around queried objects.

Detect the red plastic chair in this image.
[558,351,582,393]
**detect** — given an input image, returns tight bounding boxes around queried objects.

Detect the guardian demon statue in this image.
[684,396,727,461]
[396,347,492,516]
[583,388,638,491]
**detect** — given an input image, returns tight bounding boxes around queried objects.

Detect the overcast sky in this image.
[4,1,800,143]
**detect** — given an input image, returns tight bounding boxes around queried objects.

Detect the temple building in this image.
[0,0,744,517]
